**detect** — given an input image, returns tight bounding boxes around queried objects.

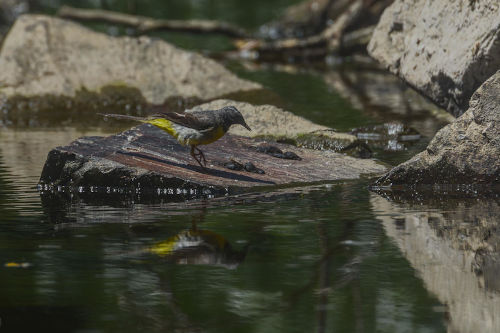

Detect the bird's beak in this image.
[242,122,251,131]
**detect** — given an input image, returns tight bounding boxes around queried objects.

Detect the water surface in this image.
[0,1,495,332]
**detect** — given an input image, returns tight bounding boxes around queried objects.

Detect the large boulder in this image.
[368,0,500,117]
[375,70,500,186]
[0,15,261,104]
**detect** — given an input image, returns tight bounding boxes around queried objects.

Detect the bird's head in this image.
[221,106,251,131]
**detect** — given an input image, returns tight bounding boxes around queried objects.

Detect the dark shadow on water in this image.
[0,306,84,333]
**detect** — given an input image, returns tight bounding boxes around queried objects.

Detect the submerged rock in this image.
[375,70,500,186]
[38,124,386,194]
[368,0,500,117]
[0,15,261,105]
[350,122,421,152]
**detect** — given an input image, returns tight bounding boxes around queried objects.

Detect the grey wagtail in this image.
[100,106,251,168]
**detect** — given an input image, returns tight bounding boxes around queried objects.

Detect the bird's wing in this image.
[152,111,216,131]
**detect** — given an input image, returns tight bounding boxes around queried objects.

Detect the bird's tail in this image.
[97,113,147,122]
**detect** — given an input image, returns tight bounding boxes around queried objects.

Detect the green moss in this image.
[251,134,299,147]
[251,132,366,155]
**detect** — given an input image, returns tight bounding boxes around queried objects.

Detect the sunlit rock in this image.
[368,0,500,117]
[0,15,261,105]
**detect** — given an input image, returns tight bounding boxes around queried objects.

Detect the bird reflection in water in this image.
[148,208,248,269]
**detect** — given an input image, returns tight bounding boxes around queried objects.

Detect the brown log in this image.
[57,5,250,38]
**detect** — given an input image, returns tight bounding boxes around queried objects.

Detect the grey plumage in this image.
[99,105,251,168]
[99,106,250,132]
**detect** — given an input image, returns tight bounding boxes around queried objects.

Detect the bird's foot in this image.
[194,147,207,167]
[190,146,207,168]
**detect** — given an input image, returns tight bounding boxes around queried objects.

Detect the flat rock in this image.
[0,15,260,104]
[375,70,500,186]
[39,124,386,195]
[368,0,500,117]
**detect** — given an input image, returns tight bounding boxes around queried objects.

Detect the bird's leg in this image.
[194,146,207,166]
[190,145,206,168]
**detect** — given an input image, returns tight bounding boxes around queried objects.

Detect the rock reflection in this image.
[40,183,337,225]
[371,193,500,333]
[322,65,451,139]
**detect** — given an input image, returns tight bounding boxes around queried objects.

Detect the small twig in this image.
[57,5,250,38]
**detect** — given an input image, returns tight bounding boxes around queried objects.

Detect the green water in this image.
[1,169,447,332]
[1,1,494,332]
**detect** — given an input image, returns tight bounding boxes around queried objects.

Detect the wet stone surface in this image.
[222,160,265,174]
[39,124,386,195]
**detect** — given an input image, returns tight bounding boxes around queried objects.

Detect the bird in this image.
[99,106,251,168]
